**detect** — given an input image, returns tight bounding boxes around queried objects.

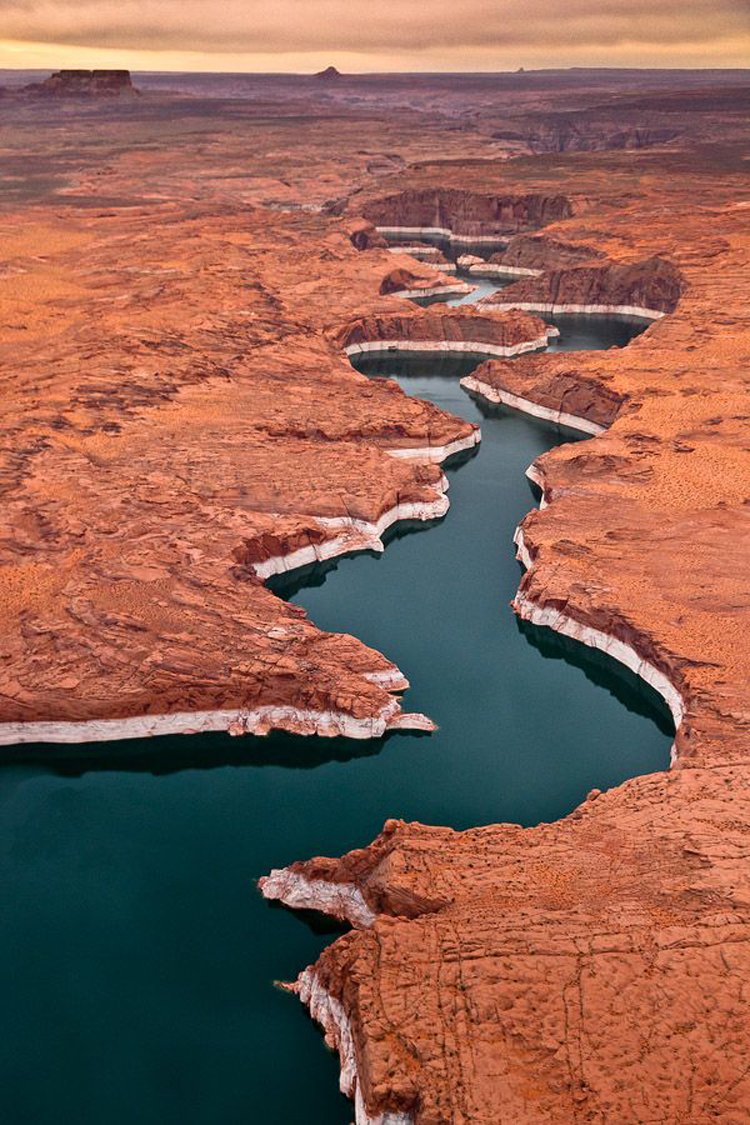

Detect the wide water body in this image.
[0,314,672,1123]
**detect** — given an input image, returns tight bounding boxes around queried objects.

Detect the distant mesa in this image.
[22,69,139,98]
[315,66,342,81]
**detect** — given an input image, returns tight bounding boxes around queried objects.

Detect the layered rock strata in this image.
[336,308,555,360]
[356,188,574,241]
[482,255,683,320]
[378,266,471,301]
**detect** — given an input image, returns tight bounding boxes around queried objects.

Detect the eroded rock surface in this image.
[262,151,750,1122]
[3,68,750,1124]
[493,233,607,270]
[484,255,684,317]
[356,188,574,238]
[1,205,519,740]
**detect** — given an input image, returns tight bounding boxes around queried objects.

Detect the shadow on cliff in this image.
[267,513,455,600]
[517,618,674,736]
[269,444,478,601]
[0,725,429,779]
[266,899,350,936]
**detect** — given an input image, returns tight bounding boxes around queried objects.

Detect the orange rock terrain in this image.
[2,70,750,1122]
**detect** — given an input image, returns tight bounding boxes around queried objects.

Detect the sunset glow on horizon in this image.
[1,0,748,73]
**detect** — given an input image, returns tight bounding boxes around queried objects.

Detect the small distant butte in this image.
[314,65,342,81]
[21,69,139,97]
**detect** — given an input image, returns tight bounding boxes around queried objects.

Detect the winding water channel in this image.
[0,275,673,1122]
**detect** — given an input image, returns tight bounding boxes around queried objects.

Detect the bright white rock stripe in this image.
[461,374,605,436]
[482,299,664,321]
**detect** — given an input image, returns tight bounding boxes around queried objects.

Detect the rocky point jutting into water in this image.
[1,68,750,1123]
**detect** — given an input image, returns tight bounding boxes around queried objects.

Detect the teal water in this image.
[0,314,671,1124]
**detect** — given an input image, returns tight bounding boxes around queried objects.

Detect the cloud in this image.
[0,0,748,57]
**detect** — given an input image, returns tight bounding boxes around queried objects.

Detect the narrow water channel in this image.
[0,294,672,1122]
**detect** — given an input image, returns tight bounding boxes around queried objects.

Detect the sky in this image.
[0,0,749,72]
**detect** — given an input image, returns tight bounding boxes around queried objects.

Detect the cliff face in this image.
[493,233,606,270]
[463,353,627,432]
[23,70,138,97]
[360,188,574,236]
[493,118,678,154]
[335,307,551,352]
[488,255,684,315]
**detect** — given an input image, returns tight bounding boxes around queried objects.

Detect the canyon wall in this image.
[359,189,574,237]
[485,255,684,318]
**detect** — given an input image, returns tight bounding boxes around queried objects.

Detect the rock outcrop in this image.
[484,255,684,319]
[315,66,342,81]
[359,188,574,239]
[335,307,554,357]
[23,69,138,97]
[461,353,626,434]
[460,235,606,280]
[377,266,465,300]
[346,219,389,251]
[494,233,606,271]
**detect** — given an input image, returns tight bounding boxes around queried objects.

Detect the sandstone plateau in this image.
[2,69,750,1123]
[19,69,138,97]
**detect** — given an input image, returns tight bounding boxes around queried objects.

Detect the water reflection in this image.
[0,726,407,778]
[517,619,674,736]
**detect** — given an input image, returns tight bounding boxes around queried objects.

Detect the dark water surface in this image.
[0,313,671,1123]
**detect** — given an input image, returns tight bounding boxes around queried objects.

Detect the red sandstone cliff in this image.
[357,188,574,237]
[486,255,684,315]
[492,233,606,270]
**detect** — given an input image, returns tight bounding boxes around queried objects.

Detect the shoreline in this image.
[260,869,376,926]
[295,968,415,1125]
[0,698,436,748]
[461,373,606,436]
[251,475,453,579]
[512,529,683,755]
[344,333,553,361]
[481,299,665,321]
[463,263,543,279]
[389,282,473,300]
[376,224,509,246]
